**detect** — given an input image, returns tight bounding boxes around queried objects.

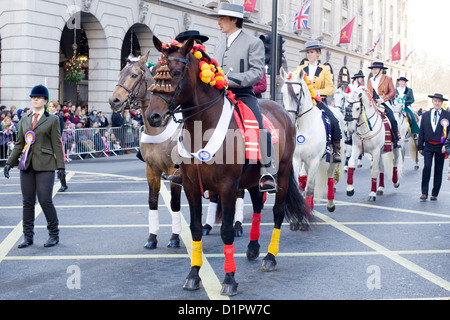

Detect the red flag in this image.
[392,41,401,61]
[339,17,356,44]
[244,0,257,12]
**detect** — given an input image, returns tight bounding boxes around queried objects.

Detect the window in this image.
[323,9,330,34]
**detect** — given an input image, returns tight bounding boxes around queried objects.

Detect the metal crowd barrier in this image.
[0,126,142,163]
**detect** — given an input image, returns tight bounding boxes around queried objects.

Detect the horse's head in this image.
[334,88,346,113]
[109,52,153,112]
[146,36,196,127]
[280,68,312,122]
[344,87,365,135]
[392,95,405,113]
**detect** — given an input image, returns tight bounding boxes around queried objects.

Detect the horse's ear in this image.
[153,36,163,52]
[280,67,287,80]
[358,92,363,99]
[180,36,194,56]
[139,50,150,66]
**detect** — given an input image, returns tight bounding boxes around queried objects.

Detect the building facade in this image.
[0,0,412,114]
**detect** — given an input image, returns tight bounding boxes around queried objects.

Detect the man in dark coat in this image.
[418,93,450,201]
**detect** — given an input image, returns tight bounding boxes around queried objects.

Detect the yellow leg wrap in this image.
[267,228,281,256]
[191,240,203,267]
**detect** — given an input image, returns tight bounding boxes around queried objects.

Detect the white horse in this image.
[344,87,403,201]
[281,68,344,212]
[392,97,420,170]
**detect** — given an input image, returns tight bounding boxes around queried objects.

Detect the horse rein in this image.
[115,62,149,106]
[286,82,313,119]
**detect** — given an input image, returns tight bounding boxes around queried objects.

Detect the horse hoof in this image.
[394,182,400,188]
[144,240,157,249]
[300,217,310,231]
[261,254,277,272]
[183,277,201,291]
[414,165,419,171]
[347,189,354,196]
[234,221,243,237]
[202,224,212,236]
[376,190,384,196]
[290,222,300,231]
[220,273,238,296]
[327,205,335,213]
[368,196,376,201]
[167,240,180,248]
[246,241,260,260]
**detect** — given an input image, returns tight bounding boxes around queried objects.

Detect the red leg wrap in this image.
[249,213,261,241]
[327,178,335,200]
[379,173,385,188]
[298,175,307,191]
[347,168,355,185]
[224,244,236,274]
[393,167,398,184]
[371,178,377,192]
[305,196,314,210]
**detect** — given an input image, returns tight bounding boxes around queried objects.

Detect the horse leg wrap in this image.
[148,209,159,235]
[298,175,307,190]
[393,167,398,184]
[371,178,377,193]
[171,211,182,235]
[267,228,281,257]
[379,173,385,188]
[327,178,335,200]
[224,244,237,274]
[205,202,218,227]
[191,241,203,267]
[305,196,314,210]
[249,213,261,241]
[347,168,355,185]
[235,197,244,223]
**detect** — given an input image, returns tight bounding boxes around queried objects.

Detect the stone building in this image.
[0,0,412,114]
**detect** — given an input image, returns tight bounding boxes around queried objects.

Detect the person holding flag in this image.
[3,84,65,248]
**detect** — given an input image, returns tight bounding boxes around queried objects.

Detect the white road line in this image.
[0,172,75,265]
[314,211,450,293]
[159,181,229,301]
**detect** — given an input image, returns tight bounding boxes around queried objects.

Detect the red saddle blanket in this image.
[227,91,279,161]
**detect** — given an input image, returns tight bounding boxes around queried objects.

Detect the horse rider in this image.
[209,2,277,192]
[396,76,419,138]
[345,72,365,94]
[418,93,450,201]
[366,61,400,148]
[296,40,342,163]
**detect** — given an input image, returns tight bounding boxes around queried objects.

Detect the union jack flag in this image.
[368,32,384,53]
[294,0,312,31]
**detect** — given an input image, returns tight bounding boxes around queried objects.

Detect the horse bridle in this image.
[286,82,313,119]
[150,53,225,124]
[115,62,149,106]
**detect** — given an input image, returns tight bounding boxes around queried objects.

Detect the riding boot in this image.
[258,129,277,193]
[332,139,342,163]
[58,171,68,192]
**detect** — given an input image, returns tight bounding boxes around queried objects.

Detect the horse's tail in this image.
[409,138,418,164]
[381,151,394,180]
[285,167,312,223]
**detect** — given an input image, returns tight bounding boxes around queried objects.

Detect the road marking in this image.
[0,171,75,265]
[158,181,229,301]
[314,211,450,293]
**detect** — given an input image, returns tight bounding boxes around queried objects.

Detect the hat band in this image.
[218,9,244,19]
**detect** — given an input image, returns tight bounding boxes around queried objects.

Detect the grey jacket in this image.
[214,30,265,89]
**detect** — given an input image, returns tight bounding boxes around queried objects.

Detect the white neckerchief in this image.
[177,98,234,162]
[307,61,318,79]
[431,108,441,132]
[397,86,406,98]
[227,29,242,48]
[371,74,382,95]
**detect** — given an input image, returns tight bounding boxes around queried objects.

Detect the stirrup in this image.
[259,173,277,193]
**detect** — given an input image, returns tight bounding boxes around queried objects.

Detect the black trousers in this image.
[316,101,342,140]
[421,143,446,197]
[20,168,59,239]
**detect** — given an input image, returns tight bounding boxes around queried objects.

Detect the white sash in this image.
[140,114,182,144]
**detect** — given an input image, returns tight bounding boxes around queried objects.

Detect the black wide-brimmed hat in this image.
[351,72,365,79]
[428,93,448,101]
[300,40,325,52]
[208,3,253,23]
[368,61,388,69]
[175,30,209,44]
[29,84,49,100]
[397,76,409,82]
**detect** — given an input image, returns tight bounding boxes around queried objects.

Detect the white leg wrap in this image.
[171,211,182,235]
[148,209,159,235]
[205,202,218,227]
[235,197,244,223]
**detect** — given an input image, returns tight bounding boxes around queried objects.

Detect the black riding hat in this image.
[397,77,409,82]
[175,30,209,44]
[428,93,448,101]
[368,61,388,70]
[29,85,49,100]
[351,72,365,79]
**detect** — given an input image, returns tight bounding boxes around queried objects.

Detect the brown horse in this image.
[109,53,183,249]
[148,36,310,296]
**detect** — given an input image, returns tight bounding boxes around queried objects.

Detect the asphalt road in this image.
[0,151,449,303]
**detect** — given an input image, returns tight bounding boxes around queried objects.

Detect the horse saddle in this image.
[227,91,279,161]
